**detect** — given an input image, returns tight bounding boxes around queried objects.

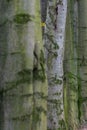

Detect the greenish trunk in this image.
[78,0,87,125]
[32,0,48,130]
[64,0,79,129]
[0,0,47,130]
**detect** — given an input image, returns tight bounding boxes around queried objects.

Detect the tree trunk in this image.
[78,0,87,125]
[32,0,48,130]
[45,0,67,129]
[0,0,47,130]
[64,0,79,129]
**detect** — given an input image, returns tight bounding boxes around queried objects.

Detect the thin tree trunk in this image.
[64,0,79,129]
[78,0,87,125]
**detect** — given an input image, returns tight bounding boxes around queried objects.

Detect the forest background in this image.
[0,0,87,130]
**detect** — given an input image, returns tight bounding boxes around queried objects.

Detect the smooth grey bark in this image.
[0,0,48,130]
[0,1,35,130]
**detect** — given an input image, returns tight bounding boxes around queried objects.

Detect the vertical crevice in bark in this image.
[32,1,47,129]
[40,0,48,37]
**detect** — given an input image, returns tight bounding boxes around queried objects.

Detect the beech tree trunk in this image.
[0,0,47,130]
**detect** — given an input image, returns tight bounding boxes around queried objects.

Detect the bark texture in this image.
[45,0,67,129]
[64,0,79,129]
[0,0,47,130]
[78,0,87,125]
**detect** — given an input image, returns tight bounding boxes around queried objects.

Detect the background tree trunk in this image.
[64,0,79,129]
[78,0,87,125]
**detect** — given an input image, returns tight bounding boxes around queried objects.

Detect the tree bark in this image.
[0,0,47,130]
[45,0,67,129]
[78,0,87,125]
[64,0,79,129]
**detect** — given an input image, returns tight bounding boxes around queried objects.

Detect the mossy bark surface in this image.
[64,0,79,129]
[45,0,67,129]
[78,0,87,125]
[32,0,48,130]
[0,0,47,130]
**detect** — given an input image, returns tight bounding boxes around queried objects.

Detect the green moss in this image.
[47,129,51,130]
[32,106,47,124]
[21,92,47,100]
[79,97,87,103]
[40,50,45,65]
[32,108,41,124]
[0,20,8,27]
[33,50,46,82]
[12,113,32,121]
[7,0,11,2]
[14,69,32,85]
[48,99,61,104]
[21,93,33,98]
[17,69,32,76]
[13,13,32,24]
[33,92,47,100]
[58,119,66,130]
[40,50,45,73]
[0,69,32,93]
[78,80,82,121]
[63,85,68,130]
[33,68,46,82]
[69,82,78,92]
